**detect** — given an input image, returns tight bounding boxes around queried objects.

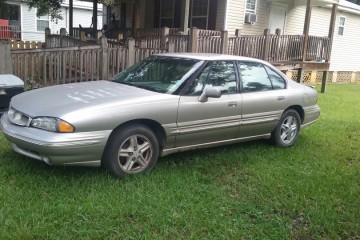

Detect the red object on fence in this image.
[0,19,10,39]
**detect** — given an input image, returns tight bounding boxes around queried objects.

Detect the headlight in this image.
[30,117,75,133]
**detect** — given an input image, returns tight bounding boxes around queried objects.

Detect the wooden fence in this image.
[8,40,44,50]
[10,38,168,88]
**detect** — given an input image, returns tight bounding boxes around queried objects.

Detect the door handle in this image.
[228,101,237,107]
[278,96,285,101]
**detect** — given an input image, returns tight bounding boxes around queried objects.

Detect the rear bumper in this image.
[302,105,321,128]
[0,113,111,167]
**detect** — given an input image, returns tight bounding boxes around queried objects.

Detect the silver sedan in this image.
[0,53,320,178]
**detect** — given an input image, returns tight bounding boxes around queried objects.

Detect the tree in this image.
[25,0,115,20]
[347,0,360,5]
[25,0,63,19]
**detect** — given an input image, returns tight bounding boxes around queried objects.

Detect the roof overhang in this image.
[267,0,339,7]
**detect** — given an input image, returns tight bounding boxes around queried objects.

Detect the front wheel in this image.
[103,124,159,178]
[271,109,301,147]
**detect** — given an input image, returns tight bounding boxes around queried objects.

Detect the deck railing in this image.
[7,27,331,88]
[0,24,21,40]
[306,36,330,61]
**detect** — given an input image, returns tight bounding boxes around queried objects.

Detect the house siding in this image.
[331,12,360,71]
[21,5,44,41]
[225,0,270,36]
[286,5,360,72]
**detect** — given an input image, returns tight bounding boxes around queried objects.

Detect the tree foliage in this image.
[25,0,115,20]
[347,0,360,5]
[25,0,63,19]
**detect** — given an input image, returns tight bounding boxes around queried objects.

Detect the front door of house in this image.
[269,4,287,34]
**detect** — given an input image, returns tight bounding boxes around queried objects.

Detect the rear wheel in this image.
[103,124,159,178]
[272,109,301,147]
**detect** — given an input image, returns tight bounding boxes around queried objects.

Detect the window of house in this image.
[160,0,174,27]
[246,0,256,13]
[191,0,209,29]
[9,5,20,21]
[37,14,49,31]
[338,16,345,36]
[186,61,237,95]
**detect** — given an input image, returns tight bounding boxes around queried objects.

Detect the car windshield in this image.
[112,56,202,94]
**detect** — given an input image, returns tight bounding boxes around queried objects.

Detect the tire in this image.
[271,109,301,147]
[102,124,159,178]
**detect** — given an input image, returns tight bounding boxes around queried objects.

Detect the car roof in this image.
[155,53,267,63]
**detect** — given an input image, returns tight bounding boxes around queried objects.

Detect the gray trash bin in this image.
[0,74,24,114]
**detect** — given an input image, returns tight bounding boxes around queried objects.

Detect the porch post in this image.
[92,0,98,37]
[302,0,312,62]
[298,0,312,83]
[220,30,228,54]
[183,0,190,34]
[188,28,198,53]
[69,0,73,36]
[100,37,109,80]
[262,29,270,61]
[321,3,338,93]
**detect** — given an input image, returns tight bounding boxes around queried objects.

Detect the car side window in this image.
[186,61,237,95]
[264,65,286,89]
[238,61,273,92]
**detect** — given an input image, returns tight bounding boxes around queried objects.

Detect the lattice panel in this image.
[336,72,352,83]
[355,72,360,82]
[302,72,311,83]
[316,71,333,83]
[315,71,324,83]
[290,71,298,81]
[328,72,333,82]
[287,71,311,83]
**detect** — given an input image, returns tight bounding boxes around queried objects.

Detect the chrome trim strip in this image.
[63,160,101,167]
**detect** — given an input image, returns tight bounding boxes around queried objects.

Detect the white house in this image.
[72,0,360,82]
[285,0,360,80]
[3,0,103,42]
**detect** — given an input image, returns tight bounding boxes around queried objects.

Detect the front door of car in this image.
[237,61,288,137]
[175,61,242,147]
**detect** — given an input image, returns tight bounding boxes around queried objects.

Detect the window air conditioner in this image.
[245,13,257,24]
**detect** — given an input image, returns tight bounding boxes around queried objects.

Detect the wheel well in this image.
[286,105,304,123]
[109,119,166,150]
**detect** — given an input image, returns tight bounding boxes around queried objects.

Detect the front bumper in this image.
[0,113,112,167]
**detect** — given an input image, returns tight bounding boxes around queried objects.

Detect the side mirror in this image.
[198,86,222,102]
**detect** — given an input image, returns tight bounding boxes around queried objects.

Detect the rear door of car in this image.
[237,61,288,137]
[175,60,243,147]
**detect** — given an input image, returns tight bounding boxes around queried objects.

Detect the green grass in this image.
[1,84,359,239]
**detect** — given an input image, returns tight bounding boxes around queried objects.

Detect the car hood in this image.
[10,81,167,117]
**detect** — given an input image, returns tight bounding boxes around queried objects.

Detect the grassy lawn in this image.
[1,84,359,239]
